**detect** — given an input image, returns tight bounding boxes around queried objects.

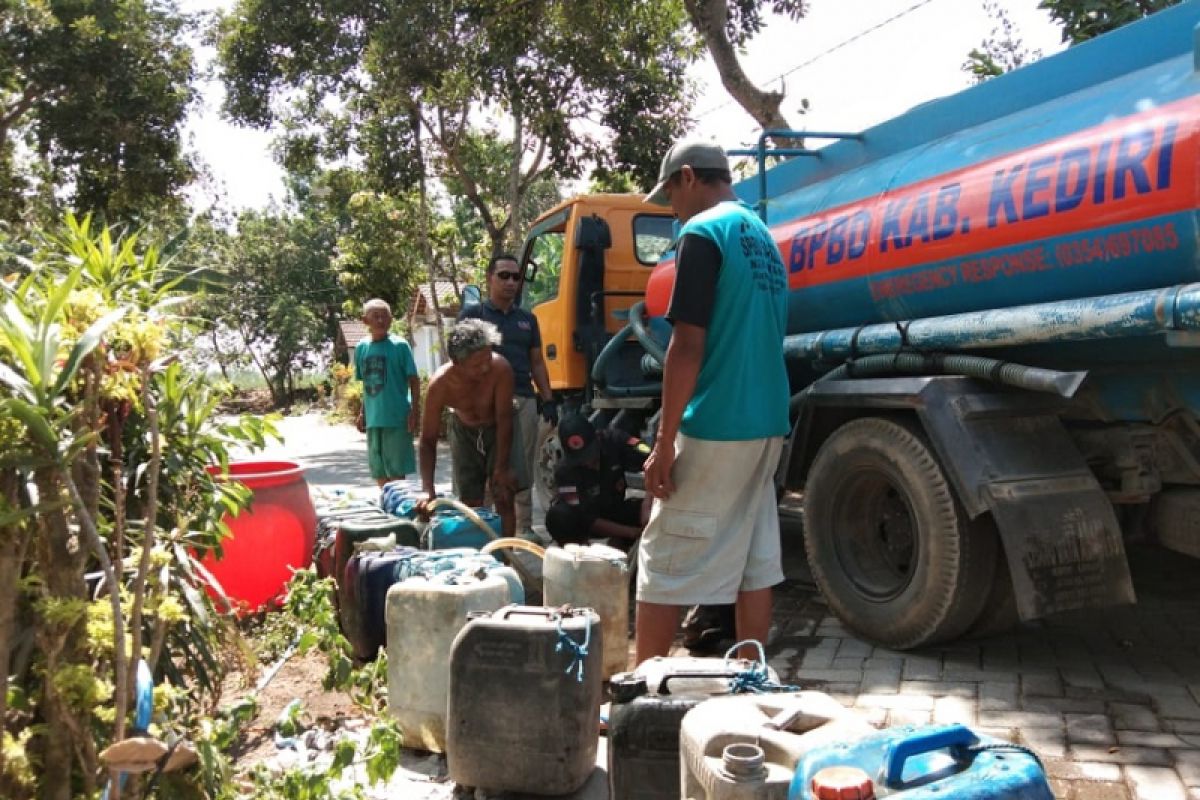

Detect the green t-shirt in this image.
[672,200,790,441]
[355,335,418,429]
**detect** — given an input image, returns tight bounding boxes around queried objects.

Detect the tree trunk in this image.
[237,324,281,406]
[505,89,524,254]
[684,0,792,134]
[0,469,31,785]
[123,370,161,749]
[428,271,447,358]
[411,104,449,358]
[32,469,88,800]
[210,327,232,383]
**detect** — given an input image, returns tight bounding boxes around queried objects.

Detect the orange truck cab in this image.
[518,194,673,407]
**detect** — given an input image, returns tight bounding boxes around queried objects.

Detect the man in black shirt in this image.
[459,254,558,536]
[544,415,650,548]
[546,415,736,653]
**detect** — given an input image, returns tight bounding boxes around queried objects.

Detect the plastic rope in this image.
[555,613,591,683]
[722,639,801,694]
[965,742,1045,771]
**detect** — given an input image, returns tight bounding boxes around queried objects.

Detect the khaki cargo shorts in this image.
[636,435,785,605]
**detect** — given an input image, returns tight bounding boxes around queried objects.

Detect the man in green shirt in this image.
[637,139,790,663]
[355,298,422,486]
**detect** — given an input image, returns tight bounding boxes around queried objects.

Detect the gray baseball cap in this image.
[644,138,731,206]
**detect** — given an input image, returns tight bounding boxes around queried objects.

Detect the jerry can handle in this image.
[884,724,978,786]
[497,604,592,621]
[657,671,744,695]
[498,605,554,620]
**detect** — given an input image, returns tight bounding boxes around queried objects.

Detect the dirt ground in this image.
[224,649,364,768]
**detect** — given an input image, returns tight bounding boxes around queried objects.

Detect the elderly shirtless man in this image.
[419,319,518,535]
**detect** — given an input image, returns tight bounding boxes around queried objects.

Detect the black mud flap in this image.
[911,379,1136,621]
[986,476,1136,620]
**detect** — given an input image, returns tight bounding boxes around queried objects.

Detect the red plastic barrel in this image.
[201,460,317,614]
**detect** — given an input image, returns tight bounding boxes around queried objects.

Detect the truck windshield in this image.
[522,230,564,308]
[634,214,675,264]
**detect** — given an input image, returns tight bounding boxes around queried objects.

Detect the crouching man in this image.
[419,319,518,535]
[544,415,651,548]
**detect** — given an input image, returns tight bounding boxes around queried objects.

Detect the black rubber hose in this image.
[591,320,635,384]
[627,301,667,367]
[591,302,669,385]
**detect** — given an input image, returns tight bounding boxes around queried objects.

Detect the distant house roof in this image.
[335,320,369,356]
[411,281,461,319]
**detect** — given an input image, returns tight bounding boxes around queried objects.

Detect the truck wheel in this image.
[965,535,1020,640]
[803,417,996,650]
[533,424,562,514]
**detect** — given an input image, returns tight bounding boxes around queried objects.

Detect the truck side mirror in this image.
[461,285,482,307]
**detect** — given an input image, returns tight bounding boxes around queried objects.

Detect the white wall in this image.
[412,320,448,376]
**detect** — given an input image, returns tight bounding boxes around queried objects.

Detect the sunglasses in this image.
[494,271,522,282]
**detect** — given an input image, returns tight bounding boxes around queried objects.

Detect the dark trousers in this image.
[544,499,642,548]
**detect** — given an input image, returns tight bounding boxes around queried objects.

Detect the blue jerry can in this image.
[380,480,425,518]
[790,724,1053,799]
[425,508,502,550]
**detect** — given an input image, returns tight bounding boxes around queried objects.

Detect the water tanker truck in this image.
[513,1,1200,648]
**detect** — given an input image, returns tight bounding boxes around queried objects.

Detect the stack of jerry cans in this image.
[335,517,421,653]
[790,723,1053,800]
[347,547,422,661]
[446,605,602,794]
[607,656,781,800]
[313,501,387,579]
[379,479,425,518]
[334,516,420,611]
[680,692,876,798]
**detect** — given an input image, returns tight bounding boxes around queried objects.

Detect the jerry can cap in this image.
[811,766,875,800]
[609,673,648,703]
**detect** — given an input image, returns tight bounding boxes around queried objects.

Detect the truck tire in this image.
[964,542,1020,640]
[803,417,996,649]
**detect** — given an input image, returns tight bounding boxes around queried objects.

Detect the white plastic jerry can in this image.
[679,691,876,799]
[383,573,513,753]
[542,542,630,679]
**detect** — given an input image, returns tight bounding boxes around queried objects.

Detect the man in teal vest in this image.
[637,139,790,663]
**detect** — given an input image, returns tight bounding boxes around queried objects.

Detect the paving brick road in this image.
[768,512,1200,800]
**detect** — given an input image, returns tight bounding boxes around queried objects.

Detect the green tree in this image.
[1040,0,1181,44]
[0,0,197,226]
[334,189,427,314]
[216,0,695,254]
[963,0,1042,84]
[200,207,343,406]
[0,216,275,799]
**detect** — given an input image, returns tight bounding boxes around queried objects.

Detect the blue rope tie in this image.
[723,639,800,694]
[555,614,591,683]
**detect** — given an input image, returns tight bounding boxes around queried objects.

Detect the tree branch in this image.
[518,135,549,195]
[126,367,161,693]
[420,108,502,245]
[0,85,42,141]
[684,0,791,134]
